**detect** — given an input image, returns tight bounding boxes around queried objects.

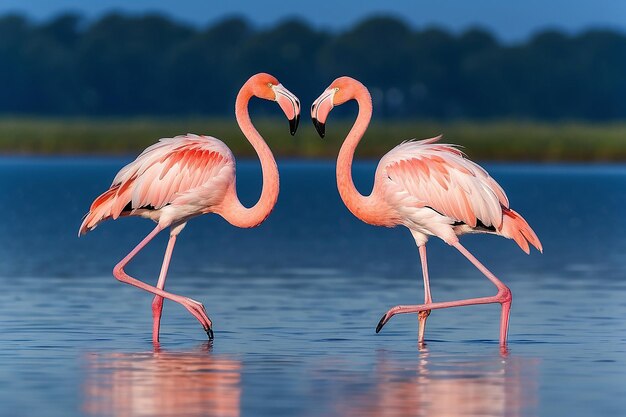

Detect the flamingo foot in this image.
[375,314,388,334]
[376,303,432,334]
[152,295,214,341]
[173,296,214,339]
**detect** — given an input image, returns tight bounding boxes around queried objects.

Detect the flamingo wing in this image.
[380,136,510,230]
[80,134,234,235]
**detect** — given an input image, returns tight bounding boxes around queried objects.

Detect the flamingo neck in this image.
[221,84,279,228]
[336,83,388,226]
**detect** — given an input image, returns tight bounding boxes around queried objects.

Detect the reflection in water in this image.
[82,345,241,417]
[332,349,538,417]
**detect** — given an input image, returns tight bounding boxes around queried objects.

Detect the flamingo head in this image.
[248,73,301,135]
[311,76,361,138]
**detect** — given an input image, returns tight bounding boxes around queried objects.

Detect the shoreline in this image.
[1,117,625,161]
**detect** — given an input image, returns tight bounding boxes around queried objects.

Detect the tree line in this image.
[1,13,625,120]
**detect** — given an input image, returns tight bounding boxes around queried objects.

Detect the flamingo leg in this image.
[113,224,214,340]
[152,223,189,343]
[376,241,512,346]
[152,233,177,344]
[417,245,432,345]
[453,242,512,344]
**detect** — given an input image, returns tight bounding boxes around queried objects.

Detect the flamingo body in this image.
[80,134,235,235]
[375,136,541,253]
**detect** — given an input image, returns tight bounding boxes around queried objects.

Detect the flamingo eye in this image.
[268,83,273,88]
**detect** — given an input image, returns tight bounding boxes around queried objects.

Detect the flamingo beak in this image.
[290,114,300,136]
[311,88,336,138]
[273,84,301,135]
[312,117,325,138]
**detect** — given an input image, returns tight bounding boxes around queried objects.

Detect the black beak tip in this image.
[289,114,300,136]
[375,315,386,334]
[206,326,214,341]
[312,118,325,138]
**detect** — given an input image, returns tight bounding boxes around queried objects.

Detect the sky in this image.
[1,0,625,42]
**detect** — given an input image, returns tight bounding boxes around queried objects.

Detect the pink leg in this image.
[454,242,512,345]
[417,245,432,345]
[376,241,512,346]
[112,224,213,340]
[152,233,177,344]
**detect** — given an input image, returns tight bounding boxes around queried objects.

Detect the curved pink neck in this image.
[220,84,279,228]
[336,82,388,226]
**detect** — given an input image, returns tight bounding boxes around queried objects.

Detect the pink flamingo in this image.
[311,77,541,346]
[79,73,300,343]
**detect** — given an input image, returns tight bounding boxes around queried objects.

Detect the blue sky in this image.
[1,0,625,42]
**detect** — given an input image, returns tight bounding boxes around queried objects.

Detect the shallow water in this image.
[0,158,625,417]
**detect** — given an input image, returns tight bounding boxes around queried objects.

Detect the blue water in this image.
[0,158,625,417]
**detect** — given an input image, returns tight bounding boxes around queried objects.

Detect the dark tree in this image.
[0,12,624,120]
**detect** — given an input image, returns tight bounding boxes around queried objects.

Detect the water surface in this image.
[0,158,624,416]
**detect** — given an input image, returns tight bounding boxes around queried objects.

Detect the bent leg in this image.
[113,224,213,338]
[376,241,511,346]
[452,242,511,345]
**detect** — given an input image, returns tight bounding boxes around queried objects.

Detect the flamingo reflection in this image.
[331,350,538,417]
[83,346,241,417]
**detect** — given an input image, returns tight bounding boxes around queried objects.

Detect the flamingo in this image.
[311,77,541,346]
[79,73,300,343]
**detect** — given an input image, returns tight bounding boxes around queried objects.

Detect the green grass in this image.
[0,117,625,161]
